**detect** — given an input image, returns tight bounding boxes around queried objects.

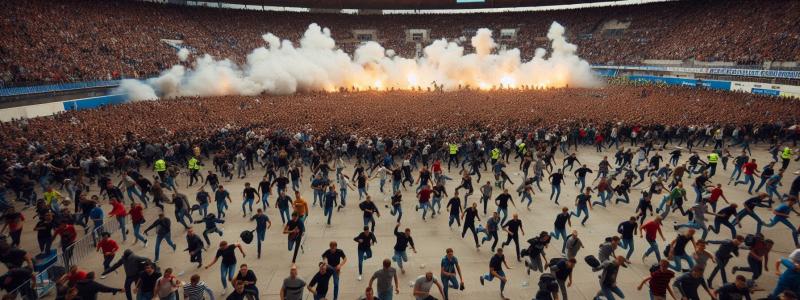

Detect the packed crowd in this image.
[0,82,799,300]
[2,0,799,85]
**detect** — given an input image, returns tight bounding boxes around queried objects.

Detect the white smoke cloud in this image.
[121,22,600,101]
[177,48,190,62]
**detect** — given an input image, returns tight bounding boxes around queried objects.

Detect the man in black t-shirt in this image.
[308,262,336,300]
[550,207,572,254]
[233,264,259,300]
[354,226,377,280]
[283,212,305,263]
[501,214,525,261]
[462,202,482,249]
[205,241,245,291]
[242,182,259,217]
[321,241,347,300]
[135,263,161,299]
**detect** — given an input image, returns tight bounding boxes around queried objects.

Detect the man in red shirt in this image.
[55,222,77,266]
[640,216,667,262]
[417,184,433,220]
[62,265,88,286]
[706,184,730,212]
[637,259,676,300]
[129,202,148,245]
[96,232,119,275]
[732,234,773,281]
[734,159,759,194]
[108,198,128,242]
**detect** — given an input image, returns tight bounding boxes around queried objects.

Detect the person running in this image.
[183,274,215,300]
[461,202,482,249]
[641,216,667,263]
[439,248,465,300]
[359,195,380,233]
[549,257,576,300]
[480,181,494,215]
[250,208,272,258]
[321,241,347,300]
[308,262,336,300]
[102,249,149,300]
[214,185,232,218]
[501,214,525,262]
[523,231,551,276]
[479,248,512,300]
[416,184,434,220]
[369,259,399,300]
[591,255,627,300]
[571,188,593,225]
[574,164,593,191]
[354,226,377,281]
[388,190,403,222]
[195,213,225,246]
[617,216,637,261]
[447,191,463,228]
[204,241,245,293]
[95,232,119,275]
[283,212,305,263]
[706,235,745,288]
[713,275,757,300]
[732,193,769,230]
[494,189,515,225]
[549,169,564,204]
[413,271,445,300]
[280,264,306,300]
[293,191,309,222]
[708,203,739,239]
[673,265,715,300]
[391,223,416,274]
[323,186,338,226]
[481,212,502,252]
[761,196,799,247]
[185,227,205,269]
[732,234,773,282]
[143,213,176,262]
[668,229,697,272]
[637,259,677,300]
[275,190,292,224]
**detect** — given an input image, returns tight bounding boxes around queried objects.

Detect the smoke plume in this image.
[119,22,600,101]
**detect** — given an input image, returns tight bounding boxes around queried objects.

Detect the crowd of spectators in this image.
[1,0,798,86]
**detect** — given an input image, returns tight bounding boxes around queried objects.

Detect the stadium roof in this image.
[202,0,625,10]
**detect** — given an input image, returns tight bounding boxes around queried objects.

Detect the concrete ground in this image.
[13,143,798,299]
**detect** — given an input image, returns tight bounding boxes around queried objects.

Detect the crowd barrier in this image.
[0,80,120,97]
[7,215,122,300]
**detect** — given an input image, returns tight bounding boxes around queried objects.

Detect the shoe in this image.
[100,275,107,279]
[732,266,738,274]
[358,275,362,281]
[460,283,465,291]
[706,278,713,288]
[479,276,485,286]
[144,240,149,248]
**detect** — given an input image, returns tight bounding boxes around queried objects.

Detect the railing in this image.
[7,216,122,300]
[0,80,121,97]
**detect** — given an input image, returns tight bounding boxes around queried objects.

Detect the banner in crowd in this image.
[592,65,800,80]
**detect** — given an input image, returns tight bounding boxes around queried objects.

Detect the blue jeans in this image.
[363,215,376,232]
[497,207,508,225]
[154,234,176,261]
[132,223,147,243]
[242,197,254,214]
[136,291,154,300]
[261,192,270,210]
[755,177,767,192]
[392,179,401,194]
[199,203,208,217]
[357,248,373,275]
[763,217,799,246]
[324,206,334,224]
[431,197,442,213]
[390,205,403,222]
[392,250,408,270]
[378,290,393,300]
[332,270,340,300]
[441,274,459,300]
[522,192,533,207]
[619,238,634,260]
[571,206,590,225]
[598,285,625,300]
[670,254,694,271]
[766,185,780,201]
[314,190,324,206]
[736,174,756,193]
[116,216,127,241]
[420,202,432,220]
[256,229,266,257]
[550,184,561,203]
[577,176,586,191]
[220,263,236,289]
[216,201,228,218]
[643,240,661,261]
[735,210,764,232]
[279,207,290,224]
[358,188,367,201]
[482,270,506,292]
[550,227,568,253]
[448,213,461,227]
[340,189,348,207]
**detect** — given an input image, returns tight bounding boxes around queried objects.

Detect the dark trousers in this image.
[502,233,521,261]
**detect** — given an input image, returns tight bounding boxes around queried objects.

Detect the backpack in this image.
[548,257,566,269]
[584,255,601,269]
[240,230,255,244]
[744,234,758,247]
[537,273,560,296]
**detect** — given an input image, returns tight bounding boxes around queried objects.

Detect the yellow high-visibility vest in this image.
[781,147,793,159]
[188,157,200,170]
[708,153,719,163]
[449,144,458,155]
[491,148,501,160]
[154,159,167,172]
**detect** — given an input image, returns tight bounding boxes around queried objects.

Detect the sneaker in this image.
[177,270,185,276]
[459,283,465,290]
[732,266,739,274]
[479,276,485,286]
[408,281,415,288]
[358,275,362,281]
[100,275,107,279]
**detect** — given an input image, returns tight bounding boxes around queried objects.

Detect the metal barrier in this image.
[6,216,122,299]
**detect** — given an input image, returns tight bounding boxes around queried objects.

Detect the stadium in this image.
[0,0,799,299]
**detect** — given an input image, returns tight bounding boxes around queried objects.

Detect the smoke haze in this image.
[118,22,601,101]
